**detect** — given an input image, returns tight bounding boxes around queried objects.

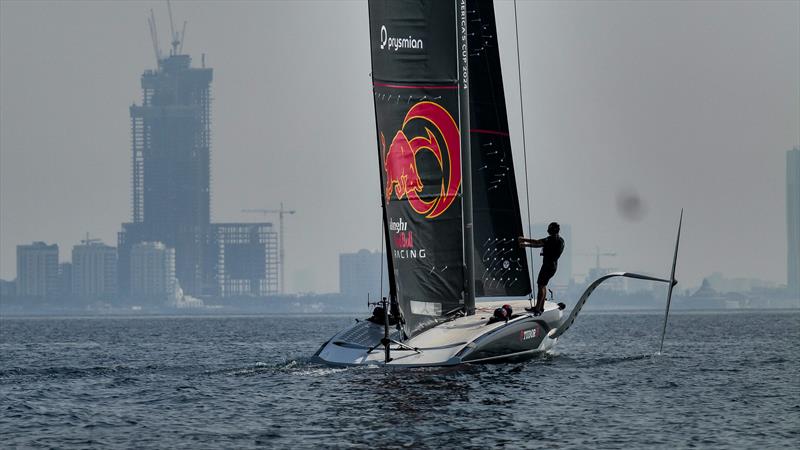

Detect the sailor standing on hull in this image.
[518,222,565,316]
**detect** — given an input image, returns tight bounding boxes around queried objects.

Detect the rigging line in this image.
[514,0,534,299]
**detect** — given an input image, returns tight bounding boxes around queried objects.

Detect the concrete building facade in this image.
[0,279,15,297]
[130,242,177,298]
[16,242,59,297]
[71,242,117,297]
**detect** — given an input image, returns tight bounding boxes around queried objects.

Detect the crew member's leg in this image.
[536,283,547,311]
[533,264,555,314]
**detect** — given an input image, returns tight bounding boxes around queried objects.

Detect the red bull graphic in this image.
[381,101,461,219]
[389,217,414,249]
[393,232,413,248]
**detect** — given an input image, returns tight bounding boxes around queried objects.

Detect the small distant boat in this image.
[315,0,679,367]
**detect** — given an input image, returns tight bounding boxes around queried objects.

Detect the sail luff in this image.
[457,0,476,315]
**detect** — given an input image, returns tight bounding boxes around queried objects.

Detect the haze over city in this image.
[1,0,798,293]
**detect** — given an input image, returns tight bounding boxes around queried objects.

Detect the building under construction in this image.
[212,223,279,297]
[118,5,282,299]
[118,9,212,296]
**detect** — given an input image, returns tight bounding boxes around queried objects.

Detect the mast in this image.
[457,0,475,315]
[367,3,399,318]
[381,190,398,314]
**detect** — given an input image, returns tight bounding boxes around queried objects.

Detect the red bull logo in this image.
[381,101,461,219]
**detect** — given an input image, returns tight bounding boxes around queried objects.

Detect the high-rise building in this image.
[16,242,59,297]
[71,241,117,297]
[788,147,799,297]
[339,249,390,300]
[130,242,177,299]
[119,52,213,296]
[211,223,278,297]
[58,262,73,297]
[529,222,573,289]
[0,279,15,297]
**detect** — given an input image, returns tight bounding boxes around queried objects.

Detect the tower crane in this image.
[148,1,187,64]
[242,203,296,294]
[166,0,184,56]
[81,232,102,246]
[147,9,162,64]
[576,246,617,270]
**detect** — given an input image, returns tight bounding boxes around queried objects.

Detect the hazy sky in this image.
[1,0,798,293]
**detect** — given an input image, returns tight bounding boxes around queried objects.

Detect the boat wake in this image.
[204,358,382,378]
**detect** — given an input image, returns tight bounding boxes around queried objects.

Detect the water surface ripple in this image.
[1,311,798,448]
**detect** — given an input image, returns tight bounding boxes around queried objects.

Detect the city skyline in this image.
[1,1,798,292]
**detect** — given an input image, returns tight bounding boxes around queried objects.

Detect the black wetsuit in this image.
[537,234,565,285]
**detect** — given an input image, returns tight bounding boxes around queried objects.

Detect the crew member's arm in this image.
[518,236,544,248]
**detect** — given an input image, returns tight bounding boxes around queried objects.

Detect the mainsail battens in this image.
[372,82,458,90]
[469,129,510,137]
[465,0,532,298]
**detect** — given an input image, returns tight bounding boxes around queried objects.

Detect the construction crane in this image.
[242,203,296,294]
[81,232,101,246]
[166,0,186,56]
[577,246,617,270]
[147,9,162,64]
[148,1,187,65]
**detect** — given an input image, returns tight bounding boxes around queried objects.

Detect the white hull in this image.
[313,300,563,367]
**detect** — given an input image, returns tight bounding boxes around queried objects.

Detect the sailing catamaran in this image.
[314,0,680,367]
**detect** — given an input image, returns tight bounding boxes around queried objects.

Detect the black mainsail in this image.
[369,0,531,338]
[466,1,532,298]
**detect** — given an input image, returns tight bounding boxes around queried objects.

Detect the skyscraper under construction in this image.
[119,6,279,299]
[119,47,212,296]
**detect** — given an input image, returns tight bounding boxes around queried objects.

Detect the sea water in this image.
[1,311,798,448]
